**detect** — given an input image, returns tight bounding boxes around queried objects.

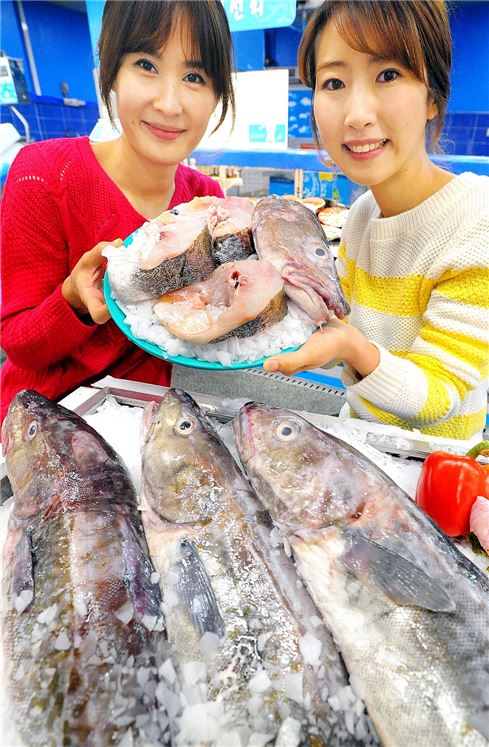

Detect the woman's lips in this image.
[144,122,185,140]
[343,139,389,161]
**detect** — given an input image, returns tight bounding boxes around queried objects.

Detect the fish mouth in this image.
[282,260,350,320]
[232,404,257,464]
[1,422,9,456]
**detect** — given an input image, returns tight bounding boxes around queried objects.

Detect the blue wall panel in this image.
[22,1,96,101]
[449,1,489,113]
[265,26,302,68]
[232,29,265,71]
[1,1,33,90]
[1,0,96,101]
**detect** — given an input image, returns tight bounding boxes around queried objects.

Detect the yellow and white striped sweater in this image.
[336,171,489,439]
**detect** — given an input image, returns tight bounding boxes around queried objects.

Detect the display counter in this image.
[192,147,489,202]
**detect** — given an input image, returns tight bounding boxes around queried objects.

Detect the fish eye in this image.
[315,247,327,257]
[25,420,39,441]
[276,422,298,441]
[174,416,197,436]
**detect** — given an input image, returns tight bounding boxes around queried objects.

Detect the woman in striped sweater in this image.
[264,0,489,440]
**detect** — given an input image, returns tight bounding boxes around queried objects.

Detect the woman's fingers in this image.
[82,286,112,324]
[84,238,123,268]
[74,239,123,323]
[264,321,347,376]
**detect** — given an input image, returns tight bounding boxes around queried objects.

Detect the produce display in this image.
[415,441,489,545]
[2,387,488,747]
[103,195,349,368]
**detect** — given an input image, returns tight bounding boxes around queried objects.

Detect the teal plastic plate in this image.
[103,271,301,371]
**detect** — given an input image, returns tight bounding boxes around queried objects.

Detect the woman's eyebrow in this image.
[183,58,205,68]
[317,54,393,73]
[316,60,348,73]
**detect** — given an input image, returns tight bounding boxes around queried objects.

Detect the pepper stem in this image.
[465,440,489,460]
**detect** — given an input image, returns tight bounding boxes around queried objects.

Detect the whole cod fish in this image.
[2,390,171,747]
[140,389,363,746]
[233,402,489,747]
[252,195,350,324]
[153,258,287,344]
[105,196,218,303]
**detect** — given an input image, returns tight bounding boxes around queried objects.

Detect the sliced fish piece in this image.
[207,196,256,265]
[2,390,172,747]
[140,389,361,746]
[153,259,287,344]
[252,195,350,323]
[105,196,218,303]
[233,401,489,747]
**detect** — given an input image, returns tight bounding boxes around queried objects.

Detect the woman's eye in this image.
[323,78,344,91]
[378,69,399,83]
[135,58,156,73]
[184,71,205,85]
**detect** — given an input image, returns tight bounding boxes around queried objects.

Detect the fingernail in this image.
[265,360,279,372]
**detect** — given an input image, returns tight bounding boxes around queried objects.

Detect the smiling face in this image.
[313,18,437,193]
[113,16,218,169]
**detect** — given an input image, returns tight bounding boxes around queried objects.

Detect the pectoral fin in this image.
[118,514,164,627]
[11,528,34,613]
[177,538,225,638]
[340,528,456,613]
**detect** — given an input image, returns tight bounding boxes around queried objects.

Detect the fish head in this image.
[252,196,350,321]
[3,390,123,521]
[233,402,364,531]
[141,388,233,523]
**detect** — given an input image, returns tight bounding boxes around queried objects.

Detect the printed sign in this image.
[201,68,289,150]
[222,0,296,31]
[0,57,18,106]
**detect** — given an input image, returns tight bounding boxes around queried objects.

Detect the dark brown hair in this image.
[298,0,451,150]
[98,0,235,131]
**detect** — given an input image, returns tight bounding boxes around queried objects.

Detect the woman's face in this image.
[313,19,437,190]
[113,19,218,168]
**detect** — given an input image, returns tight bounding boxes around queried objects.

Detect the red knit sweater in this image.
[1,136,224,425]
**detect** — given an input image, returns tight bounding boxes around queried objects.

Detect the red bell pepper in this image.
[415,441,489,537]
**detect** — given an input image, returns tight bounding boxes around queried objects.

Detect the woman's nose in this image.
[343,89,376,130]
[153,82,184,116]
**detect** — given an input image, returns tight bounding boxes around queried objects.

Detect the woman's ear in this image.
[427,97,438,122]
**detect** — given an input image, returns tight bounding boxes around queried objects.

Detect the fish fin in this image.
[340,528,456,613]
[141,401,159,443]
[177,538,225,638]
[118,515,164,625]
[11,528,34,613]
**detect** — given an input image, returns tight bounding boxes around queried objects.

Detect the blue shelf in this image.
[193,147,489,176]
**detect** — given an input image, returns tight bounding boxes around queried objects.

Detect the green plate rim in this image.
[103,267,302,371]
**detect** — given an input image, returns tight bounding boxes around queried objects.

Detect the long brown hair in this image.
[298,0,451,150]
[98,0,235,131]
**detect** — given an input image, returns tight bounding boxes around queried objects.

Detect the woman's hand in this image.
[263,317,380,378]
[62,239,123,324]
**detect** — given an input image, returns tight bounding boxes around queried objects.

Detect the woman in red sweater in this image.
[0,0,235,424]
